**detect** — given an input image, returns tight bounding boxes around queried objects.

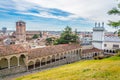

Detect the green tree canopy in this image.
[54,26,79,45]
[32,34,39,39]
[108,2,120,27]
[46,37,53,45]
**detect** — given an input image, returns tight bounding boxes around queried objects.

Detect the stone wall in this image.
[0,66,26,77]
[0,48,82,77]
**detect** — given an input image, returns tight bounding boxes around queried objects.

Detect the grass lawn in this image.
[16,56,120,80]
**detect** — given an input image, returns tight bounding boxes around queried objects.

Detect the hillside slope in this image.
[16,56,120,80]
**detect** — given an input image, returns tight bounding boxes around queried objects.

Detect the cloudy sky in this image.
[0,0,119,31]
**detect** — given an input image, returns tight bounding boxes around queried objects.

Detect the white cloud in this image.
[0,0,119,31]
[1,0,119,22]
[23,0,119,22]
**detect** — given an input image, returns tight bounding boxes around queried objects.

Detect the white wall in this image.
[92,42,103,49]
[93,31,104,41]
[104,42,120,50]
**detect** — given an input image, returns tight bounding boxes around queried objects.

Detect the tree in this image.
[55,26,79,45]
[39,32,42,38]
[108,2,120,27]
[46,37,53,45]
[32,34,39,39]
[108,2,120,35]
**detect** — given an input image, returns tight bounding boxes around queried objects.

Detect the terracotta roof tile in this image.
[28,44,81,60]
[0,44,27,57]
[82,47,102,54]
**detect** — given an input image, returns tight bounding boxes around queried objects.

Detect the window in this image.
[104,44,107,47]
[113,45,119,48]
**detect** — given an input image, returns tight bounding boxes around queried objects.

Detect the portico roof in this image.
[82,47,102,54]
[28,44,81,60]
[0,44,27,57]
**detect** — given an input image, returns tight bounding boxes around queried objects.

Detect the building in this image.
[16,21,26,41]
[104,36,120,53]
[0,44,102,76]
[79,32,92,45]
[26,31,41,39]
[92,22,105,50]
[2,27,7,34]
[92,22,120,52]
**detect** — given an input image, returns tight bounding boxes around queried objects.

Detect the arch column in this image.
[78,49,81,60]
[32,61,35,69]
[26,64,29,71]
[8,59,10,69]
[40,60,41,67]
[17,57,20,66]
[58,54,60,64]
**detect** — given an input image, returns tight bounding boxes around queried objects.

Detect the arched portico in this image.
[55,54,60,61]
[28,61,34,70]
[10,56,18,67]
[46,56,51,64]
[41,58,46,66]
[60,53,64,60]
[52,55,55,62]
[0,58,8,70]
[35,59,40,68]
[19,54,26,66]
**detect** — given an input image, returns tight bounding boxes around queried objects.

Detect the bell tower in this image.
[92,22,105,49]
[16,20,26,42]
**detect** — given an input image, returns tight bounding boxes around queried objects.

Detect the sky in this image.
[0,0,119,31]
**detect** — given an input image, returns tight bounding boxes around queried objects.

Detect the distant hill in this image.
[16,56,120,80]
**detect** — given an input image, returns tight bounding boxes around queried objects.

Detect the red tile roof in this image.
[0,44,27,57]
[82,47,102,54]
[28,44,81,60]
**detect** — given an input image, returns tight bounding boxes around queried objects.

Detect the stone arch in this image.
[106,50,109,52]
[19,54,26,66]
[52,55,55,62]
[41,58,46,66]
[35,59,40,68]
[63,53,67,59]
[94,53,97,56]
[113,50,115,53]
[60,53,64,60]
[46,56,51,64]
[70,51,74,56]
[110,50,112,53]
[79,49,81,53]
[104,49,106,52]
[10,56,18,67]
[28,61,34,70]
[0,58,8,70]
[55,54,60,61]
[76,50,79,54]
[62,53,66,59]
[73,50,76,54]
